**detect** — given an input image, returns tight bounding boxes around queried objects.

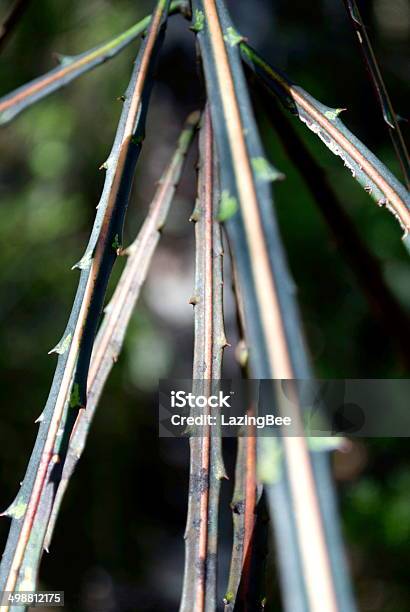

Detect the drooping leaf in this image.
[191,2,356,611]
[0,0,172,598]
[180,108,226,612]
[43,110,200,552]
[241,43,410,243]
[0,0,186,125]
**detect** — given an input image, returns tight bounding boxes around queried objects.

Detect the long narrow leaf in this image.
[42,110,199,551]
[191,2,356,611]
[225,427,260,610]
[180,108,226,612]
[341,0,410,188]
[253,84,410,370]
[0,0,186,125]
[0,0,171,600]
[205,123,226,610]
[241,43,410,244]
[224,291,261,611]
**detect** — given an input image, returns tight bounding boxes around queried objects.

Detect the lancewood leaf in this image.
[206,123,226,612]
[341,0,410,188]
[0,0,171,600]
[43,110,199,551]
[241,43,410,242]
[192,2,356,611]
[225,284,264,611]
[224,435,249,610]
[0,0,186,125]
[254,88,410,369]
[180,108,226,612]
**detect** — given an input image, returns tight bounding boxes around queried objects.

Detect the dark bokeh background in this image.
[0,0,409,610]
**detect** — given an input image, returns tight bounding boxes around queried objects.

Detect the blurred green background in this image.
[0,0,409,610]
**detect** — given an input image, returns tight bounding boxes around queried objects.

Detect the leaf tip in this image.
[72,251,93,271]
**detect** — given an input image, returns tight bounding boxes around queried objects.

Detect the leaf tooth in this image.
[189,202,201,222]
[103,301,113,315]
[324,107,347,121]
[1,498,27,520]
[48,332,72,355]
[215,460,228,480]
[0,107,15,125]
[53,52,76,67]
[71,250,93,270]
[219,333,230,349]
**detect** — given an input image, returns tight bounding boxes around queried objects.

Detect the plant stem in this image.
[180,107,226,612]
[341,0,410,188]
[43,110,200,551]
